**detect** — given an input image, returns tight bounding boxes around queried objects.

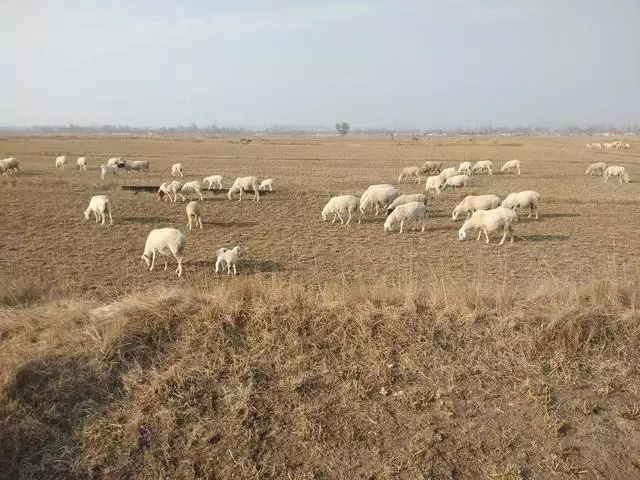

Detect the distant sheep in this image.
[603,166,630,183]
[383,201,427,233]
[398,166,421,184]
[585,162,607,176]
[83,195,113,226]
[171,163,184,177]
[180,180,204,202]
[440,174,470,193]
[55,155,67,170]
[425,175,445,194]
[458,207,518,245]
[501,190,541,219]
[100,164,119,180]
[452,194,501,220]
[228,176,260,202]
[457,161,472,175]
[360,184,398,215]
[420,161,442,175]
[500,159,521,175]
[203,175,224,190]
[141,228,187,277]
[76,156,88,171]
[472,160,493,175]
[259,178,274,191]
[158,181,182,203]
[215,246,243,275]
[386,193,427,214]
[0,157,19,175]
[624,143,631,151]
[322,195,361,225]
[186,201,203,230]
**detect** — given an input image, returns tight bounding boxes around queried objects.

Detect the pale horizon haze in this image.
[2,0,640,129]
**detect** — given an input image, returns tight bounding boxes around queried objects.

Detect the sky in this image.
[2,0,640,128]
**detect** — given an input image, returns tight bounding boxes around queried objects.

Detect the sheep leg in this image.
[199,217,203,229]
[164,257,168,270]
[476,229,482,241]
[149,251,156,271]
[345,210,352,225]
[215,257,222,273]
[509,225,515,244]
[100,209,106,225]
[175,255,183,277]
[499,228,507,245]
[331,213,337,224]
[484,227,490,244]
[198,191,204,201]
[375,204,380,216]
[269,185,273,191]
[233,264,237,275]
[399,219,404,234]
[337,211,344,224]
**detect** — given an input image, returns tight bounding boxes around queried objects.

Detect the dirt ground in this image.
[1,135,639,296]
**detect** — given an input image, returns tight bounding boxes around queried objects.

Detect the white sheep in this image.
[458,207,518,245]
[0,157,19,175]
[180,180,204,202]
[500,159,521,175]
[585,162,607,176]
[603,166,630,183]
[385,193,427,214]
[457,161,472,175]
[259,178,274,191]
[122,159,149,173]
[438,167,457,181]
[215,246,243,275]
[425,175,445,194]
[157,181,183,203]
[186,201,203,229]
[472,160,493,175]
[0,160,9,175]
[383,201,427,233]
[592,143,603,150]
[55,155,67,170]
[501,190,541,219]
[360,184,398,215]
[585,143,593,150]
[440,174,470,193]
[420,161,442,175]
[100,164,119,180]
[452,194,502,220]
[107,156,124,167]
[398,166,421,184]
[203,175,224,190]
[83,195,113,225]
[76,156,88,171]
[624,143,631,151]
[171,163,184,177]
[140,228,187,277]
[228,176,260,202]
[321,195,361,225]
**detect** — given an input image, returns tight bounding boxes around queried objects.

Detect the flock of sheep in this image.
[586,140,631,151]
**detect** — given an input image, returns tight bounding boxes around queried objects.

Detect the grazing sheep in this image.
[0,160,10,175]
[76,156,87,171]
[383,201,427,233]
[624,143,631,151]
[457,161,472,175]
[171,163,183,177]
[360,184,398,215]
[452,194,502,220]
[0,157,19,175]
[180,180,204,202]
[501,159,521,175]
[398,166,421,184]
[100,164,119,180]
[107,156,125,167]
[592,143,603,150]
[186,201,203,230]
[140,228,187,277]
[458,207,518,246]
[321,195,361,225]
[259,178,274,191]
[122,159,150,173]
[420,161,442,175]
[203,175,223,190]
[425,175,445,194]
[585,143,593,150]
[438,167,458,181]
[501,190,541,219]
[55,155,67,170]
[585,162,607,176]
[386,193,427,214]
[83,195,113,225]
[472,160,493,175]
[603,166,630,183]
[215,246,243,275]
[228,176,260,202]
[440,174,470,193]
[157,181,182,203]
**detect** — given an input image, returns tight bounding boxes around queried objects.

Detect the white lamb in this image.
[0,157,19,175]
[171,163,184,177]
[100,164,119,180]
[501,190,541,219]
[55,155,67,170]
[472,160,493,175]
[259,178,274,191]
[157,181,183,203]
[458,207,518,246]
[603,166,630,183]
[452,194,502,221]
[457,161,472,175]
[501,159,521,175]
[420,161,442,174]
[203,175,224,190]
[386,193,427,214]
[228,176,260,202]
[440,174,470,193]
[360,184,398,215]
[185,201,203,230]
[425,175,445,194]
[438,167,457,181]
[140,228,187,277]
[398,166,421,184]
[83,195,113,226]
[76,156,88,171]
[383,201,427,233]
[321,195,361,225]
[585,162,607,176]
[215,246,243,275]
[180,180,204,202]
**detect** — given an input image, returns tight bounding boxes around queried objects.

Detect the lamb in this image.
[107,156,125,167]
[458,207,518,246]
[180,180,204,202]
[359,184,398,215]
[203,175,224,190]
[55,155,67,170]
[83,195,113,225]
[585,162,607,176]
[457,161,472,175]
[122,159,150,173]
[100,164,119,180]
[386,193,427,214]
[500,159,521,175]
[215,246,243,275]
[420,161,443,175]
[383,201,427,233]
[452,194,501,220]
[440,174,470,193]
[157,181,182,202]
[398,166,421,184]
[140,228,187,277]
[603,166,630,183]
[228,176,260,202]
[425,175,445,194]
[438,167,458,181]
[321,195,361,225]
[259,178,274,191]
[472,160,493,175]
[501,190,541,219]
[171,163,184,177]
[0,157,19,175]
[76,156,88,171]
[185,201,203,229]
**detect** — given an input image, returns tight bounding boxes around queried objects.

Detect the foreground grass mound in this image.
[1,275,639,479]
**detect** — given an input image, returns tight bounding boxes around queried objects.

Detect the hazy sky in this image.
[2,0,639,128]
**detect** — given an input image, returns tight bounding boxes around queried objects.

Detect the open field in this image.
[1,135,640,479]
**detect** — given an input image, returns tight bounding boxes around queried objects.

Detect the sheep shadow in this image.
[120,216,172,224]
[204,220,259,228]
[542,213,581,219]
[522,234,570,242]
